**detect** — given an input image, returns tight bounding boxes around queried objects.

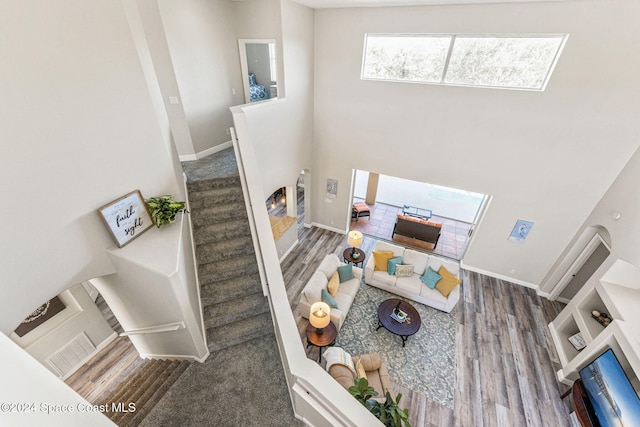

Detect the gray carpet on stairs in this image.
[138,148,302,426]
[139,335,303,427]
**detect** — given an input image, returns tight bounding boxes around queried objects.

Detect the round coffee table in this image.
[306,321,337,362]
[343,247,365,267]
[376,298,421,347]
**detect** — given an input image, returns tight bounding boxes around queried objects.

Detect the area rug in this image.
[334,281,456,408]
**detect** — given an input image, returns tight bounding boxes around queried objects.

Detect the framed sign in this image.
[98,190,154,247]
[508,219,533,242]
[326,178,338,199]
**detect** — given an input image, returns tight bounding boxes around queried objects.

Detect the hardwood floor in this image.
[281,222,571,426]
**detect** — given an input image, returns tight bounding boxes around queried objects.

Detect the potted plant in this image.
[349,378,411,427]
[145,195,187,228]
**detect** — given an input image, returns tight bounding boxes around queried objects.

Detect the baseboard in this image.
[179,140,232,162]
[460,261,540,291]
[279,239,299,262]
[311,222,346,235]
[139,351,209,362]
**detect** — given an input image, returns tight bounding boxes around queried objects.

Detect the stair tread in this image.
[198,258,259,282]
[193,219,252,245]
[190,203,247,227]
[111,360,189,425]
[207,311,274,353]
[200,273,262,305]
[195,236,255,264]
[203,292,270,328]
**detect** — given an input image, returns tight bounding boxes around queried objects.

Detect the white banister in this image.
[119,321,185,337]
[230,102,382,426]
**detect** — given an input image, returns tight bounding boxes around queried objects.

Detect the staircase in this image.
[74,151,275,426]
[97,358,190,426]
[186,173,273,352]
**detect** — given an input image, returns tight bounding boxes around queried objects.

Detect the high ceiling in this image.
[291,0,562,9]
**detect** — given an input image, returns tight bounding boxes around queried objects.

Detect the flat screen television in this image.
[579,348,640,427]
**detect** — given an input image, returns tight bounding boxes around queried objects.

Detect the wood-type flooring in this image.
[281,221,572,427]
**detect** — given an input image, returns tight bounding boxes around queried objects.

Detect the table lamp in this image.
[348,230,363,259]
[309,302,330,334]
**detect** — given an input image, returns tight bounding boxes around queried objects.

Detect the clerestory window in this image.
[362,33,568,91]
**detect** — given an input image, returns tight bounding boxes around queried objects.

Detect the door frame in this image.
[549,233,611,301]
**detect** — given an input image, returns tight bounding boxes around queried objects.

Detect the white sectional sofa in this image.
[364,241,461,313]
[298,254,362,330]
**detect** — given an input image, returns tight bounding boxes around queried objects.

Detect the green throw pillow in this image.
[421,266,442,289]
[387,256,403,275]
[337,264,354,283]
[321,288,339,308]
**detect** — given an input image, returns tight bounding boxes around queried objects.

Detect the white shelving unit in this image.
[548,259,640,389]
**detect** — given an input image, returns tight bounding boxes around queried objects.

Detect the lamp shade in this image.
[348,230,363,248]
[309,302,331,330]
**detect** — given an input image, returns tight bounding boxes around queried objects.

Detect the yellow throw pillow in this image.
[355,359,367,380]
[327,272,340,297]
[436,265,462,298]
[373,251,394,271]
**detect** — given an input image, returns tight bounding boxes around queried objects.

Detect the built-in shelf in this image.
[576,288,608,341]
[549,258,640,387]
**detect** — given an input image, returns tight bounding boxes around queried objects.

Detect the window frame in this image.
[361,33,569,91]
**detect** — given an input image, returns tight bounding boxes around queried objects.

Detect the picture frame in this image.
[509,219,533,242]
[98,190,154,247]
[326,178,338,199]
[568,332,586,351]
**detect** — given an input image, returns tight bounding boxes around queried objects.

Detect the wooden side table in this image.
[343,247,365,267]
[306,321,337,363]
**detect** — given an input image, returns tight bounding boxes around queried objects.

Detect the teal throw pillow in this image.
[337,264,354,283]
[421,266,442,289]
[387,256,403,275]
[321,288,339,308]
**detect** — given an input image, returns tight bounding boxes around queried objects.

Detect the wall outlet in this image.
[510,269,516,275]
[226,128,230,136]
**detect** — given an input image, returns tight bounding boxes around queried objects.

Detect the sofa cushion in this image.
[322,288,339,308]
[328,272,340,296]
[387,256,403,275]
[427,257,460,277]
[374,241,405,257]
[333,292,353,312]
[338,277,360,298]
[318,254,341,280]
[419,283,450,303]
[395,264,414,277]
[436,265,462,297]
[402,249,429,275]
[337,264,354,282]
[302,271,328,303]
[373,251,395,271]
[369,270,397,287]
[420,266,442,289]
[395,276,423,294]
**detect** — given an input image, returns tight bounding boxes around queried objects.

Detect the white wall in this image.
[0,0,184,334]
[312,0,640,286]
[233,0,315,198]
[158,0,245,154]
[541,145,640,295]
[10,284,116,378]
[0,333,116,427]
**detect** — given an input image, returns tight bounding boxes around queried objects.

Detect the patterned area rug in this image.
[334,281,456,408]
